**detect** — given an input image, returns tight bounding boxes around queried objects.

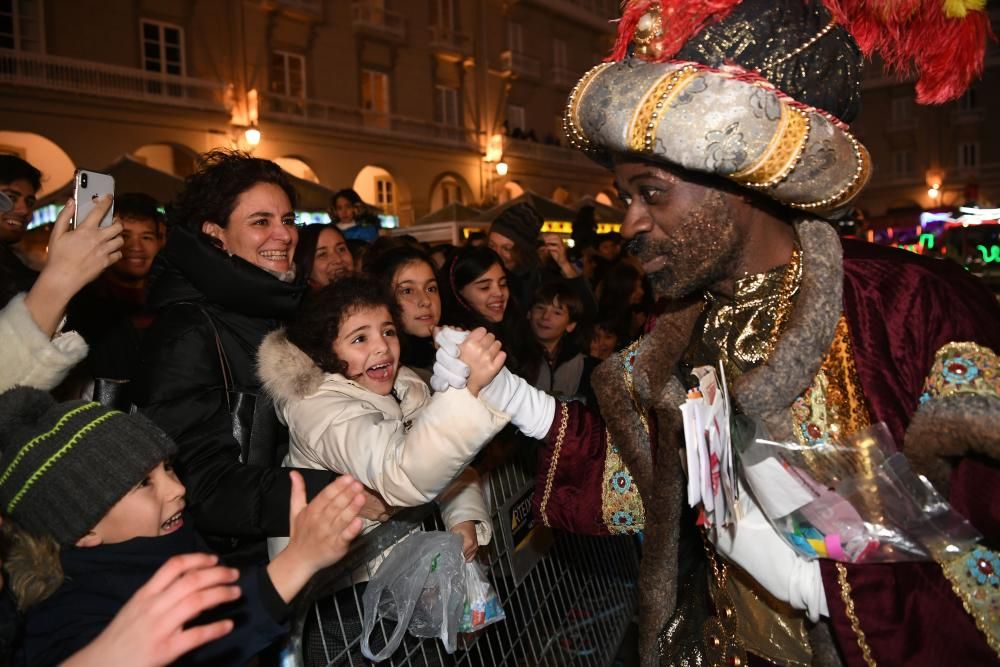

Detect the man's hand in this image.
[63,553,241,667]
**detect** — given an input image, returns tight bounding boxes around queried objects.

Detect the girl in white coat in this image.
[258,275,510,560]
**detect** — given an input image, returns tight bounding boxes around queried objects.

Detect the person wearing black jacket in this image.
[133,150,380,564]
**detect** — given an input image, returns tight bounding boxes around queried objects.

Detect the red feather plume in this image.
[818,0,991,103]
[610,0,991,104]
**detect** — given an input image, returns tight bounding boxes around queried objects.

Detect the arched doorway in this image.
[0,131,75,198]
[552,186,572,205]
[499,181,524,203]
[274,156,320,183]
[429,172,473,210]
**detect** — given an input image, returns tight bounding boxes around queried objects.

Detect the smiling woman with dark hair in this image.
[133,149,345,565]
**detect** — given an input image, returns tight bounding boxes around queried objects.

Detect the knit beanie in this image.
[0,387,177,546]
[489,203,543,251]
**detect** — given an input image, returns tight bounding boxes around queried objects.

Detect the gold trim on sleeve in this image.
[836,563,878,667]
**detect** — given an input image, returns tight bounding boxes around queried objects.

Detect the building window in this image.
[430,0,456,29]
[441,177,463,205]
[890,96,912,125]
[507,21,523,53]
[141,19,185,76]
[958,87,979,112]
[891,149,913,177]
[270,51,306,98]
[507,104,526,133]
[375,176,396,214]
[435,85,460,126]
[553,39,567,70]
[958,142,979,169]
[0,0,43,51]
[361,69,390,114]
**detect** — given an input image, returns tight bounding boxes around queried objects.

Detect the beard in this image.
[628,192,743,300]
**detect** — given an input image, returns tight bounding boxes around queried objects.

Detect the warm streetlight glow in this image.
[496,161,508,176]
[927,185,940,199]
[244,126,262,146]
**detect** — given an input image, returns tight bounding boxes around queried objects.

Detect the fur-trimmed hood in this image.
[257,328,328,404]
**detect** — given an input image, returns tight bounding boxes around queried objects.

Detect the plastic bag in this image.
[737,421,981,563]
[361,531,465,661]
[458,561,506,633]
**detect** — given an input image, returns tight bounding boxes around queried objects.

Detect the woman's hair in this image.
[331,188,363,208]
[169,149,297,232]
[285,275,399,375]
[0,519,64,611]
[293,223,348,282]
[364,244,437,306]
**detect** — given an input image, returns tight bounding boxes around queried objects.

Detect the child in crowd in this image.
[257,275,510,561]
[526,281,599,405]
[0,387,365,666]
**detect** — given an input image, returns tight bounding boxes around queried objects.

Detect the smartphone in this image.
[73,169,115,228]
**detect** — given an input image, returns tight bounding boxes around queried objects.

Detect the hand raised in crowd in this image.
[266,472,366,603]
[540,232,579,278]
[24,196,123,337]
[451,520,479,562]
[61,553,241,667]
[457,327,506,397]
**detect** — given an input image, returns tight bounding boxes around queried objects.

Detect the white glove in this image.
[430,327,471,393]
[430,327,556,439]
[713,485,829,622]
[478,367,556,440]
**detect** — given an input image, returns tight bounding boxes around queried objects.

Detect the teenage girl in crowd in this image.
[364,244,441,381]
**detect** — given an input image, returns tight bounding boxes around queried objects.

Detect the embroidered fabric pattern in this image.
[919,341,999,403]
[937,546,1000,658]
[601,431,645,534]
[790,314,872,449]
[730,106,811,188]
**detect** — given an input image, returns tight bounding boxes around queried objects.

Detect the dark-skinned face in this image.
[613,157,743,299]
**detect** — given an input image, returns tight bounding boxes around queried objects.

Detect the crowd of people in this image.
[1,1,998,665]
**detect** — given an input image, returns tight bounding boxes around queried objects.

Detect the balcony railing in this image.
[503,136,596,167]
[261,93,478,148]
[500,50,541,80]
[428,24,472,57]
[351,1,406,41]
[551,66,579,88]
[0,48,226,111]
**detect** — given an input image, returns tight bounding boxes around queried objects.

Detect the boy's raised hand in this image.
[460,327,506,397]
[63,553,241,667]
[267,472,366,603]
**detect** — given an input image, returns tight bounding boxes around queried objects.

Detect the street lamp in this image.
[244,124,261,147]
[495,161,508,177]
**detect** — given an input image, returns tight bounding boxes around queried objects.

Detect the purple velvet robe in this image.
[533,239,1000,666]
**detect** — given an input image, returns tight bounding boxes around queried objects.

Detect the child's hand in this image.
[461,328,506,397]
[267,473,366,603]
[451,521,479,562]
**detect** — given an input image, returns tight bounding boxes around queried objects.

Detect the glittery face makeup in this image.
[614,159,744,300]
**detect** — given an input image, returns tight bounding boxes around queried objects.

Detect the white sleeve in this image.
[0,293,88,393]
[287,387,509,507]
[438,466,492,546]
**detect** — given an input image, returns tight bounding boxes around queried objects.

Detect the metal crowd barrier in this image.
[290,456,640,666]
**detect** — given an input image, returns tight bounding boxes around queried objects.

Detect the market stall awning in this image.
[38,154,185,207]
[478,191,577,224]
[415,202,482,225]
